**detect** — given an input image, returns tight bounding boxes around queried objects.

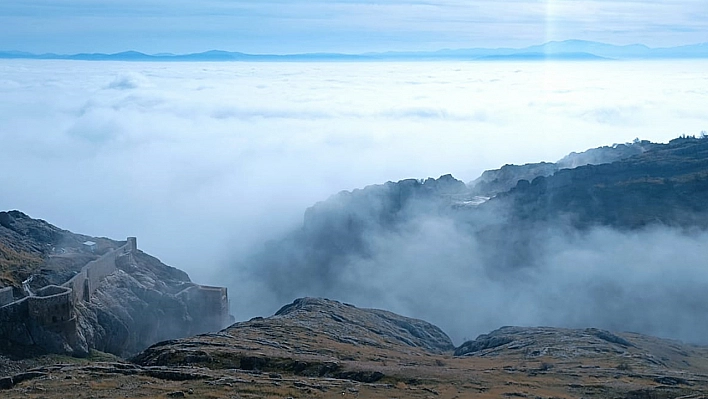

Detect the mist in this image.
[1,59,708,344]
[229,181,708,345]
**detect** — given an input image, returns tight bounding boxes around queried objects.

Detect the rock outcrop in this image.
[133,297,453,381]
[493,136,708,229]
[273,297,454,354]
[0,211,231,359]
[3,298,708,398]
[469,139,654,197]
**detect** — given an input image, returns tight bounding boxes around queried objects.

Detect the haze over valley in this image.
[1,58,707,346]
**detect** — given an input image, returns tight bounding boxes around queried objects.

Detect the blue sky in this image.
[1,0,706,53]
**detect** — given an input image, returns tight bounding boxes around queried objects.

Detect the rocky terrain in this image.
[1,298,707,398]
[493,136,708,229]
[0,211,230,359]
[470,139,655,197]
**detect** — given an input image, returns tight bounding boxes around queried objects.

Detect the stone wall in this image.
[28,285,74,325]
[177,284,230,334]
[85,248,120,298]
[126,237,137,253]
[61,241,129,302]
[0,296,28,322]
[0,286,13,307]
[1,240,132,327]
[63,270,87,304]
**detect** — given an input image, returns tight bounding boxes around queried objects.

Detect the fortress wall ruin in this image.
[62,270,88,304]
[28,285,74,325]
[85,248,120,298]
[0,237,144,350]
[0,286,13,306]
[177,284,230,333]
[0,296,28,322]
[61,241,131,301]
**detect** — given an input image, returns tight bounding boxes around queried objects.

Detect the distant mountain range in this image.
[2,40,708,61]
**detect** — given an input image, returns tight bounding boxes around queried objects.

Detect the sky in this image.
[0,0,707,54]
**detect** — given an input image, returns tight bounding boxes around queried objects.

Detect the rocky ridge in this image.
[1,297,708,398]
[132,297,453,381]
[470,140,654,197]
[0,211,230,359]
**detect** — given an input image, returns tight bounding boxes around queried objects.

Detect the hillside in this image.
[0,211,231,359]
[492,136,708,228]
[470,139,655,197]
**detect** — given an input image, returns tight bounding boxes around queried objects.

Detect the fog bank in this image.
[1,60,707,341]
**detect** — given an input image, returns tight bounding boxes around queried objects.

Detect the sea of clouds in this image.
[1,59,707,341]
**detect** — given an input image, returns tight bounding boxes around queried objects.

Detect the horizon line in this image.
[2,39,707,61]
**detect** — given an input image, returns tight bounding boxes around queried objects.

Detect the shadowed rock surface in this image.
[469,140,655,197]
[132,297,454,381]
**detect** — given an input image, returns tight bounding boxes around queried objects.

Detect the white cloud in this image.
[0,58,706,305]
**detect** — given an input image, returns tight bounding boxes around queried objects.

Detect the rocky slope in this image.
[4,297,707,398]
[470,139,655,197]
[0,211,229,359]
[133,297,454,378]
[492,136,708,228]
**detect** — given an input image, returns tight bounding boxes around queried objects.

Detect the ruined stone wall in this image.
[28,285,74,325]
[61,242,129,302]
[177,284,230,334]
[0,238,139,355]
[62,270,87,304]
[85,249,119,298]
[0,286,13,307]
[126,237,137,253]
[0,297,29,322]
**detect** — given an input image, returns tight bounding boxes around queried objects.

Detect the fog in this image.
[237,207,708,344]
[1,59,707,343]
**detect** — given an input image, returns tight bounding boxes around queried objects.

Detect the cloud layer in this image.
[239,213,708,345]
[0,59,707,339]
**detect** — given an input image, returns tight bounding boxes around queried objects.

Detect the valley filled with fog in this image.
[2,60,707,343]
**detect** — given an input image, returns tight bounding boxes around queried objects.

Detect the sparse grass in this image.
[0,242,43,286]
[87,349,124,363]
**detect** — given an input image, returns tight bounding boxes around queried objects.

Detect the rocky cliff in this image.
[469,139,655,197]
[0,211,231,359]
[490,136,708,229]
